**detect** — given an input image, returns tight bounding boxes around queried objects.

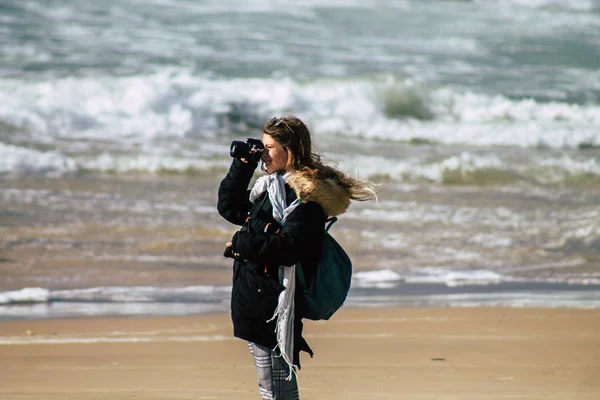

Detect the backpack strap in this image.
[325,217,338,232]
[244,192,269,232]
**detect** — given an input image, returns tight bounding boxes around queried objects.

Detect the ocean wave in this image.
[352,267,600,288]
[2,70,598,179]
[0,287,50,305]
[0,142,77,176]
[544,218,600,254]
[3,133,598,186]
[346,291,600,309]
[78,151,600,186]
[352,268,509,288]
[336,152,600,187]
[0,285,232,306]
[0,271,512,307]
[2,279,599,319]
[1,71,598,149]
[80,153,231,175]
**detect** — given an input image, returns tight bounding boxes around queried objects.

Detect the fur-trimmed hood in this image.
[287,171,351,217]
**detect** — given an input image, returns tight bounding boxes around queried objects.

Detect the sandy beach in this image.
[1,307,598,400]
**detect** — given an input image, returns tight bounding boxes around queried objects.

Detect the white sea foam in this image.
[333,152,501,182]
[51,285,232,303]
[0,285,231,305]
[539,155,600,175]
[345,201,522,230]
[310,79,599,148]
[0,142,77,176]
[335,148,600,186]
[469,233,514,248]
[406,267,508,287]
[0,287,50,305]
[345,291,600,309]
[353,269,404,289]
[81,152,230,174]
[1,278,598,320]
[1,71,598,150]
[547,221,600,254]
[1,69,598,180]
[352,268,508,288]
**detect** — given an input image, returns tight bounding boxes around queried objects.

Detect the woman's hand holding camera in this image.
[230,138,264,163]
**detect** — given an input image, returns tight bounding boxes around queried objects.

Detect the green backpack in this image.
[296,217,352,320]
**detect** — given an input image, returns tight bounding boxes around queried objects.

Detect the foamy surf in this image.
[2,273,599,320]
[0,286,231,306]
[0,143,77,176]
[352,268,509,288]
[1,72,598,148]
[2,70,598,185]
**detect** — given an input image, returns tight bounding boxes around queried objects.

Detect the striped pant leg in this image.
[248,342,299,400]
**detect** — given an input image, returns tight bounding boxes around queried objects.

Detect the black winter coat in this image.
[217,159,326,365]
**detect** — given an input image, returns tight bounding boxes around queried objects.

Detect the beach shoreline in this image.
[3,280,600,321]
[1,307,598,399]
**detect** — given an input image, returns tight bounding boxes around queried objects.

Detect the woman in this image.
[217,114,375,399]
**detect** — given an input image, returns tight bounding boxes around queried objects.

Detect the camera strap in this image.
[244,192,269,233]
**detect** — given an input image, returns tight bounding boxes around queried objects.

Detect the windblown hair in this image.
[263,114,377,215]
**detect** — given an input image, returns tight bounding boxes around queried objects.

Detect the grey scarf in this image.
[249,172,300,380]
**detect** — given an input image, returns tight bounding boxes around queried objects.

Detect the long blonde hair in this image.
[262,114,377,202]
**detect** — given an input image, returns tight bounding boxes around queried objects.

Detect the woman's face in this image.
[261,134,288,174]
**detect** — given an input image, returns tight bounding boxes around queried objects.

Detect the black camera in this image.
[230,138,264,163]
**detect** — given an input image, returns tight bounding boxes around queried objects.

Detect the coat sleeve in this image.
[217,159,258,226]
[233,201,325,267]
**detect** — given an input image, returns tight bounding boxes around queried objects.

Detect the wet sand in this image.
[1,307,598,399]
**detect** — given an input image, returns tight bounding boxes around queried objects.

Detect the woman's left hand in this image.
[223,241,240,259]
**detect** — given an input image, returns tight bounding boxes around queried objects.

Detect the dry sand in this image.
[0,307,598,399]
